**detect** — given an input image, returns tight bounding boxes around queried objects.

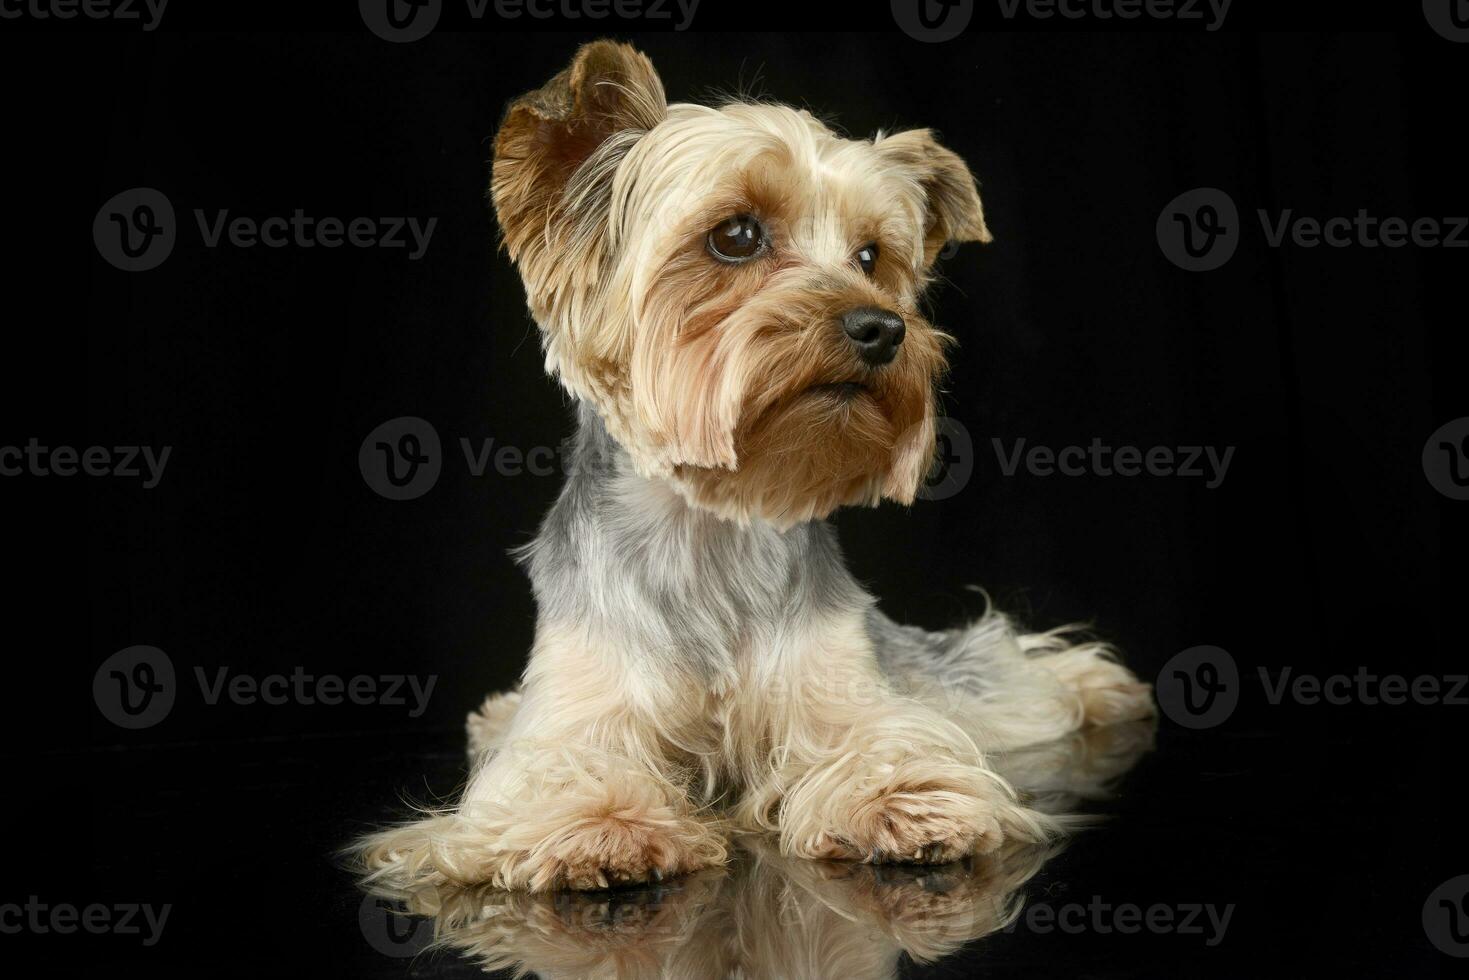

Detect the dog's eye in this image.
[855,242,879,276]
[707,214,764,262]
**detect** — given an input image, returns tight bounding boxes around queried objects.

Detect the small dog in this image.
[357,40,1153,893]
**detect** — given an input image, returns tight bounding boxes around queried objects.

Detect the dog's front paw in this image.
[519,806,727,892]
[800,780,1009,865]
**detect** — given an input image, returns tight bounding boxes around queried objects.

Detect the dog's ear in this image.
[877,129,992,267]
[492,40,667,255]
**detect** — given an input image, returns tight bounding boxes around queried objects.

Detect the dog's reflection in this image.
[361,720,1153,979]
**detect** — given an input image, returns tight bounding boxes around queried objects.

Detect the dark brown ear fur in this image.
[491,41,666,257]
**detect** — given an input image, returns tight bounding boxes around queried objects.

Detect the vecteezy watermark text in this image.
[1158,187,1468,271]
[1003,897,1235,946]
[1,440,170,488]
[996,0,1231,30]
[194,210,435,259]
[94,188,437,272]
[360,0,700,43]
[892,0,1229,42]
[1259,667,1467,708]
[0,898,170,946]
[1257,210,1468,250]
[93,646,438,729]
[992,438,1235,488]
[0,0,168,30]
[1156,646,1467,728]
[195,667,437,717]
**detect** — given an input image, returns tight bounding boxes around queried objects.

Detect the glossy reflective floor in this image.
[66,705,1446,977]
[359,721,1155,977]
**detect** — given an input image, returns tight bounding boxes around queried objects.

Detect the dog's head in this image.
[492,41,990,526]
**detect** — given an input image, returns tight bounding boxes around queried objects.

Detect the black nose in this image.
[841,307,906,366]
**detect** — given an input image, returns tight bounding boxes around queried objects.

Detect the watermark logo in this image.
[1423,0,1469,42]
[1425,876,1469,957]
[360,417,443,501]
[1155,645,1239,729]
[93,646,177,730]
[1157,188,1239,272]
[1159,650,1465,730]
[919,417,975,500]
[94,647,438,729]
[359,894,434,957]
[1423,417,1469,501]
[359,418,606,499]
[94,188,176,272]
[892,0,973,42]
[94,189,437,271]
[360,0,442,42]
[1160,187,1468,271]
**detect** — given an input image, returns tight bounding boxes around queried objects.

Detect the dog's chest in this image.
[530,471,865,680]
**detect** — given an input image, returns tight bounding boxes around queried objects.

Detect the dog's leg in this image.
[357,624,727,892]
[871,607,1154,752]
[731,610,1057,865]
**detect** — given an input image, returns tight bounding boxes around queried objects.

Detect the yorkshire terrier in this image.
[356,40,1154,894]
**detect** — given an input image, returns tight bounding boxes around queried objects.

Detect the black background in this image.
[0,12,1457,979]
